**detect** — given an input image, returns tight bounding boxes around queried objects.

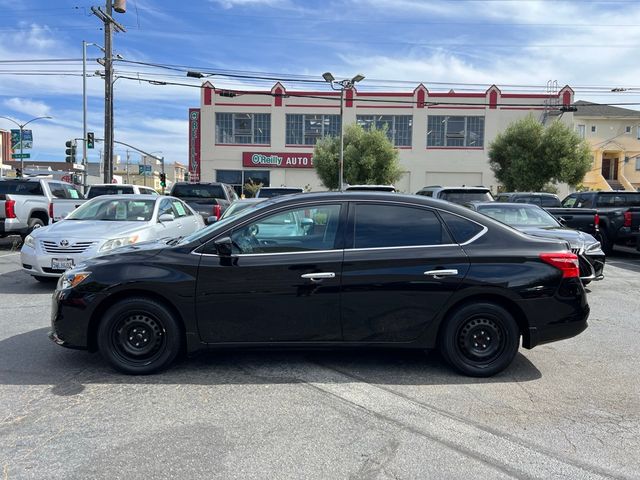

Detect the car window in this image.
[562,195,577,207]
[48,183,67,199]
[416,190,433,197]
[140,187,158,195]
[230,204,342,254]
[540,196,560,207]
[158,198,175,218]
[439,212,484,243]
[87,185,135,198]
[63,184,83,199]
[171,184,225,199]
[0,181,44,195]
[495,195,510,202]
[172,200,190,217]
[439,190,493,203]
[353,203,452,248]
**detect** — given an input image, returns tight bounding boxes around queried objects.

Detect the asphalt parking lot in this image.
[1,236,639,479]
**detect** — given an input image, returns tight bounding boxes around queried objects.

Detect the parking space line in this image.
[0,252,20,257]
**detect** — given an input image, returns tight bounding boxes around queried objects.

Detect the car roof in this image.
[258,186,302,190]
[87,194,165,200]
[419,186,490,191]
[498,192,558,196]
[89,184,152,188]
[473,201,543,208]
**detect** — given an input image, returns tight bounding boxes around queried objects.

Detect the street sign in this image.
[138,164,152,176]
[73,163,85,171]
[11,153,30,159]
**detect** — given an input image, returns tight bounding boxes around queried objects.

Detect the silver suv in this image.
[415,186,493,204]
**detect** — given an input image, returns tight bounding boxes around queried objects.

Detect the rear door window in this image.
[439,212,485,243]
[48,183,67,198]
[0,181,44,195]
[353,203,452,248]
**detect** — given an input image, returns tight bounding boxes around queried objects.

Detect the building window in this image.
[636,158,640,171]
[591,125,596,133]
[356,115,412,147]
[216,113,271,144]
[286,114,341,145]
[427,116,485,148]
[216,169,271,196]
[577,124,586,139]
[625,125,632,134]
[637,126,640,140]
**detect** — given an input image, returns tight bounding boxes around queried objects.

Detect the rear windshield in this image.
[0,181,44,196]
[87,185,135,198]
[439,190,493,204]
[596,193,640,207]
[172,184,225,199]
[257,188,303,198]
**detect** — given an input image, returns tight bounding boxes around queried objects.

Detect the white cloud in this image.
[3,98,51,118]
[212,0,290,8]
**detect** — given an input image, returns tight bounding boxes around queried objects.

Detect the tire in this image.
[21,217,45,241]
[439,302,520,377]
[33,275,57,283]
[97,297,182,375]
[598,232,613,256]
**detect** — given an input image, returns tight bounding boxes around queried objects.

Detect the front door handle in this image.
[424,269,458,278]
[301,272,336,282]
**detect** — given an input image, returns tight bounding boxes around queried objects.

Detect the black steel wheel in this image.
[97,297,182,375]
[439,302,520,377]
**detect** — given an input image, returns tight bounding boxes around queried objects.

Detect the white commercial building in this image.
[188,82,575,195]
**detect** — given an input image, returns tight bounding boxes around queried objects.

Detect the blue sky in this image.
[1,0,640,165]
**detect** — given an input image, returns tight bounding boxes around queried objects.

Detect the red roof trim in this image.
[357,92,413,97]
[214,103,272,107]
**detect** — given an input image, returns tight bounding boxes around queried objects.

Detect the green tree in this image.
[242,180,262,198]
[488,115,591,191]
[313,124,403,190]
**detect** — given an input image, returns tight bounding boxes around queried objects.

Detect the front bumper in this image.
[50,286,106,350]
[578,251,605,282]
[21,244,100,278]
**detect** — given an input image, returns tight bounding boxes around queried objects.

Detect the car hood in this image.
[33,220,149,240]
[82,239,168,267]
[518,226,598,249]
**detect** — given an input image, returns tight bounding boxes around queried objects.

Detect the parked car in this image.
[560,191,640,254]
[50,192,588,377]
[344,185,396,192]
[495,192,561,207]
[495,191,600,237]
[218,198,265,220]
[21,195,203,281]
[467,202,605,284]
[86,183,159,199]
[255,186,304,198]
[0,178,85,239]
[415,186,493,204]
[169,182,238,224]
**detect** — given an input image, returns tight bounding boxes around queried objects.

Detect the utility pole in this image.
[126,149,130,183]
[82,40,88,192]
[91,1,126,184]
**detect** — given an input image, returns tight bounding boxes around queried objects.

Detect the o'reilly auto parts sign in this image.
[242,152,314,168]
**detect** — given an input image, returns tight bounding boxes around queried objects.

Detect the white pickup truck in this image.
[0,178,86,239]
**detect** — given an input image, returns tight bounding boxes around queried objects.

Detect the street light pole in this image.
[0,115,53,175]
[322,72,365,191]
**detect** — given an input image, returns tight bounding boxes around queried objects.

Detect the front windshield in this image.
[477,205,560,228]
[179,199,272,244]
[67,198,156,222]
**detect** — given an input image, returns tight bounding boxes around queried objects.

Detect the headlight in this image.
[58,271,91,290]
[585,241,602,252]
[23,234,35,249]
[98,235,139,253]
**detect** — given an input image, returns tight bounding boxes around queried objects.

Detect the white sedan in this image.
[21,194,204,281]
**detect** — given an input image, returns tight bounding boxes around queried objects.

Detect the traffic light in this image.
[15,168,22,178]
[87,132,95,149]
[159,173,167,188]
[65,140,76,163]
[184,172,190,182]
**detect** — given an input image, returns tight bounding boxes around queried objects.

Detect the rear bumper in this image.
[0,219,28,236]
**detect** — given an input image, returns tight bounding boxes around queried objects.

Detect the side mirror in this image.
[214,236,233,256]
[207,215,219,225]
[301,217,314,234]
[159,213,175,223]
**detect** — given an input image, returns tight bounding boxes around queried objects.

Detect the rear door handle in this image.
[301,272,336,282]
[424,269,458,278]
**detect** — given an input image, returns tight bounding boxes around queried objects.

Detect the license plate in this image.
[52,258,74,270]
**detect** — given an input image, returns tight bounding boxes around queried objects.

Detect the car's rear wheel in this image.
[439,302,519,377]
[97,297,182,375]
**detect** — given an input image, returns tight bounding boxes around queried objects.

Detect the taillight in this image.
[539,252,580,278]
[212,204,221,218]
[49,203,54,222]
[5,199,16,219]
[623,211,632,227]
[594,213,600,228]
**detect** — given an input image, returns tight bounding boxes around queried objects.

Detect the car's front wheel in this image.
[439,302,520,377]
[97,297,182,375]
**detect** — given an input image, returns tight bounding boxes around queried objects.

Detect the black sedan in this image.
[50,192,589,377]
[466,202,605,284]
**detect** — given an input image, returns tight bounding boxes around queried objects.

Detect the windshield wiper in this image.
[165,236,184,246]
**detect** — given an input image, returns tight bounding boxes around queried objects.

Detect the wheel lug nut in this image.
[129,337,133,341]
